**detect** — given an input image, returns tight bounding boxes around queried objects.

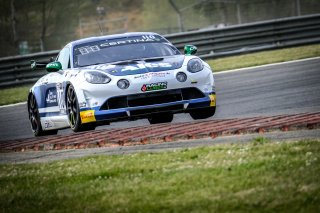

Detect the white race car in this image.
[28,32,216,136]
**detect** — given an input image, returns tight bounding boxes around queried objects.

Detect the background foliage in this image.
[0,0,320,57]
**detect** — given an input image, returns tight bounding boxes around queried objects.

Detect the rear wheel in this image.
[66,85,95,132]
[28,94,58,136]
[189,107,216,120]
[148,113,174,124]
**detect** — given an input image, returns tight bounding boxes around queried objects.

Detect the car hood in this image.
[81,55,185,76]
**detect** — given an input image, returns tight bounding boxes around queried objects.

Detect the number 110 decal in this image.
[142,35,156,40]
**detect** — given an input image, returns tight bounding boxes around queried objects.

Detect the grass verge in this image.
[207,44,320,72]
[0,139,319,212]
[0,85,31,106]
[0,44,319,106]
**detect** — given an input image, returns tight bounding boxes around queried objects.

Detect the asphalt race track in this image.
[0,58,319,141]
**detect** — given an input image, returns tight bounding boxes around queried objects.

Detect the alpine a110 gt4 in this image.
[28,32,216,136]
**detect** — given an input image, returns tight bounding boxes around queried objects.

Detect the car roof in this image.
[67,32,164,48]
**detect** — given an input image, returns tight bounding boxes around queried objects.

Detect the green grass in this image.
[0,85,31,106]
[207,44,320,72]
[0,44,320,106]
[1,139,319,212]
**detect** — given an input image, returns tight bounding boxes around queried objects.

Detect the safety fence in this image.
[0,14,319,88]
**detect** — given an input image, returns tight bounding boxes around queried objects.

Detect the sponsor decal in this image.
[79,101,87,108]
[64,71,78,78]
[121,63,172,72]
[44,121,54,129]
[141,82,167,92]
[87,64,116,70]
[134,72,170,79]
[75,35,166,56]
[82,55,185,76]
[46,89,57,107]
[100,35,160,47]
[209,94,216,107]
[80,110,96,123]
[78,45,100,55]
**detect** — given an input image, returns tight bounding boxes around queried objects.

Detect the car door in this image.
[41,47,70,117]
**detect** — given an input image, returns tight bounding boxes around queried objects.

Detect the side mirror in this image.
[184,45,197,55]
[30,60,37,71]
[46,61,62,72]
[30,60,47,71]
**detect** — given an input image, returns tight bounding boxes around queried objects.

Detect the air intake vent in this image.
[100,88,205,110]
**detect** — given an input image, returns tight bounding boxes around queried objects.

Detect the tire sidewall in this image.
[190,107,216,120]
[67,85,81,131]
[28,94,44,136]
[148,113,173,124]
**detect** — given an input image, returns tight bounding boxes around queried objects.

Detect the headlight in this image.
[84,71,111,84]
[187,58,204,73]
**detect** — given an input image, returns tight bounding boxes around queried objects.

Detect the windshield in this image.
[73,35,181,67]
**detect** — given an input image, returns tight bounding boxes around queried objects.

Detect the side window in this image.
[57,47,70,70]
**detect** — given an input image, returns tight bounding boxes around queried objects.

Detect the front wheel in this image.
[66,85,96,132]
[189,107,216,120]
[148,113,173,124]
[28,94,58,136]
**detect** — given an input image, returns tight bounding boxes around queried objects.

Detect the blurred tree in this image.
[39,0,54,51]
[194,0,235,25]
[0,0,17,55]
[0,0,320,57]
[10,0,17,47]
[168,0,184,32]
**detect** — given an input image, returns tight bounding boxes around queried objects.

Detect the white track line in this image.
[1,57,319,108]
[213,57,320,75]
[0,101,27,109]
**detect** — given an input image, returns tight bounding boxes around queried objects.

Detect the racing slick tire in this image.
[148,113,174,124]
[28,94,58,136]
[67,85,96,132]
[189,107,216,120]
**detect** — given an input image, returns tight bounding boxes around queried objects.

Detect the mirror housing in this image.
[184,45,197,55]
[46,61,62,72]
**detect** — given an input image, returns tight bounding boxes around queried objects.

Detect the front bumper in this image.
[79,91,216,124]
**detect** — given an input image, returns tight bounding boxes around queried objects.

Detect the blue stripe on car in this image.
[90,96,211,121]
